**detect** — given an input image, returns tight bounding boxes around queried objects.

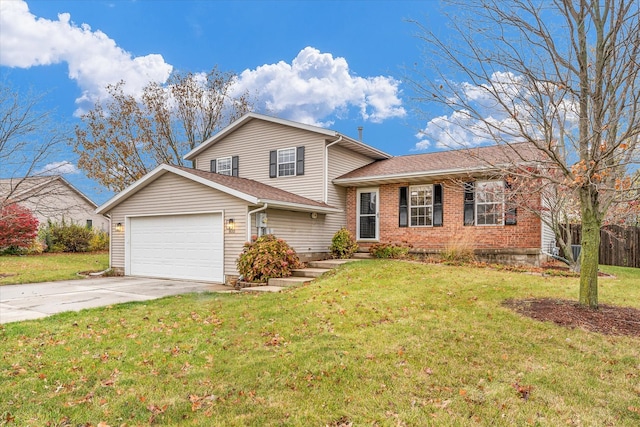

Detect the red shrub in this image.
[0,204,39,249]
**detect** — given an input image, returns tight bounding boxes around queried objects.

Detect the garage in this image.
[126,213,223,282]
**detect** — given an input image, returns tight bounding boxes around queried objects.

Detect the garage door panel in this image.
[128,213,223,282]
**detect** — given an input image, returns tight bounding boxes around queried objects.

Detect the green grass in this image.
[0,252,109,285]
[1,261,638,426]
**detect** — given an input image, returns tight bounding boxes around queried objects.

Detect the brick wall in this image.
[346,180,542,252]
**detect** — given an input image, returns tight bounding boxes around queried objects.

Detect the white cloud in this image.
[235,47,406,126]
[37,161,79,176]
[0,0,172,115]
[1,3,404,126]
[415,71,578,150]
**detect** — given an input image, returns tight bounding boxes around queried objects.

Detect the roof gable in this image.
[0,175,99,209]
[96,164,340,215]
[183,112,390,161]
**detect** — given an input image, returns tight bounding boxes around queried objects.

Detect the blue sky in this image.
[1,0,452,204]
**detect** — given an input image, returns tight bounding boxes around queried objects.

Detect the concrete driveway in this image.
[0,277,231,324]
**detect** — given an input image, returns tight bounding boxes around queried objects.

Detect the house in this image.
[96,112,554,284]
[0,175,110,231]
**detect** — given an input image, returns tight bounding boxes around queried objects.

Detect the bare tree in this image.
[0,81,71,211]
[74,67,252,192]
[410,0,640,308]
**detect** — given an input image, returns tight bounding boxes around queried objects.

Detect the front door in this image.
[357,188,379,241]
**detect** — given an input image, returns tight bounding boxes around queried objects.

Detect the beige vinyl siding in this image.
[325,143,377,235]
[248,146,376,256]
[19,180,109,231]
[195,120,326,202]
[254,208,330,254]
[108,173,247,278]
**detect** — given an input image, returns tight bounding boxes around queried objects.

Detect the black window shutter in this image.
[504,180,517,225]
[296,146,305,176]
[269,150,277,178]
[232,156,239,177]
[210,159,216,173]
[433,184,443,227]
[399,187,408,227]
[464,182,475,226]
[505,207,517,225]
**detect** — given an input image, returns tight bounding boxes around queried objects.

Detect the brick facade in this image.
[346,180,542,253]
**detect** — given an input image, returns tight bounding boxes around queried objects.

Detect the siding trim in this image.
[97,164,259,214]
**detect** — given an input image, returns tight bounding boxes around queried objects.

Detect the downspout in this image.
[246,203,268,242]
[324,135,343,203]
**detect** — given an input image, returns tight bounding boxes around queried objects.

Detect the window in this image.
[400,184,443,227]
[277,148,296,177]
[210,156,238,176]
[216,157,232,176]
[410,185,433,226]
[475,180,504,225]
[270,147,305,178]
[86,219,93,229]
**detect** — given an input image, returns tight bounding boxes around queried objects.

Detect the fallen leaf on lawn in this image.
[512,382,533,401]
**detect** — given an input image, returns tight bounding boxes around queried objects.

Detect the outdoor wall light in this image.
[115,222,124,232]
[225,218,235,233]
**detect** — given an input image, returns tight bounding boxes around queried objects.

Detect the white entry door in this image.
[357,188,379,241]
[127,213,223,282]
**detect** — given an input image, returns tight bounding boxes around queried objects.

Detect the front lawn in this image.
[1,261,638,425]
[0,252,109,285]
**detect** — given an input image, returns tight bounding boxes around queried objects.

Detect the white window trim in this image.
[277,147,296,177]
[409,184,434,227]
[216,156,232,176]
[475,180,505,226]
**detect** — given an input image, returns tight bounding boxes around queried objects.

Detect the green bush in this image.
[39,221,96,253]
[329,227,358,259]
[237,234,302,283]
[369,242,411,259]
[89,230,110,252]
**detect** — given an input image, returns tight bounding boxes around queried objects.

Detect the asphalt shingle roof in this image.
[335,142,547,181]
[170,165,337,210]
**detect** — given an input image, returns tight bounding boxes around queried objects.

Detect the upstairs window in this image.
[210,156,239,177]
[216,157,232,176]
[278,148,296,177]
[269,147,305,178]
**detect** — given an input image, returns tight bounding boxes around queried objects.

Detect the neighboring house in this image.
[97,112,553,284]
[0,176,110,231]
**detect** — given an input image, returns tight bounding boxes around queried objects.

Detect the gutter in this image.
[324,135,343,203]
[246,203,268,242]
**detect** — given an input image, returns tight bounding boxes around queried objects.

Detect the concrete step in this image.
[291,267,331,278]
[352,252,373,259]
[268,276,312,287]
[240,285,285,293]
[307,259,358,269]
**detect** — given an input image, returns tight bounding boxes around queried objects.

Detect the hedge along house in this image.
[97,112,554,284]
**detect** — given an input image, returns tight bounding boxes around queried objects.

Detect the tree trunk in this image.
[579,193,601,309]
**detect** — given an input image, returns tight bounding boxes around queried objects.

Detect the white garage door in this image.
[127,213,223,282]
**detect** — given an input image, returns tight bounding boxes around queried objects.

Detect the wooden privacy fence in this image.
[561,224,640,268]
